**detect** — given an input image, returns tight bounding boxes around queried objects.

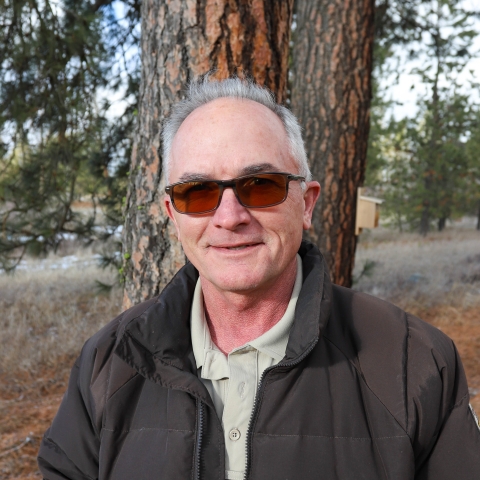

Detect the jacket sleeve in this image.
[407,315,480,478]
[37,351,101,480]
[37,299,157,479]
[37,312,123,480]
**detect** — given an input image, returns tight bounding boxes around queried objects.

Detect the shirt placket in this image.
[223,347,258,479]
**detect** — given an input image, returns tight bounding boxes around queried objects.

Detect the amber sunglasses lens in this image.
[170,173,290,214]
[236,174,288,207]
[171,181,221,213]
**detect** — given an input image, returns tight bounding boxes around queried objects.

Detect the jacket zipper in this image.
[195,400,204,480]
[243,340,318,480]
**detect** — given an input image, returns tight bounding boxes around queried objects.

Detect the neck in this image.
[200,258,298,355]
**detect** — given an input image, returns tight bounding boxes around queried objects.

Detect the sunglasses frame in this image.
[165,172,305,215]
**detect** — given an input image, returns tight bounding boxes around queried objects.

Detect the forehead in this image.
[169,98,296,182]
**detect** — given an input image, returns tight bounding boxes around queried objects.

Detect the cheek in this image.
[168,212,182,241]
[172,220,182,241]
[283,195,306,231]
[174,219,204,251]
[255,208,304,244]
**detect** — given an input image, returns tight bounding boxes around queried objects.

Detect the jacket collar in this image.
[284,241,332,362]
[115,241,332,402]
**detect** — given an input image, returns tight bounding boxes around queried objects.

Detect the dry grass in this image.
[0,249,122,479]
[0,251,122,381]
[0,228,479,478]
[353,227,480,311]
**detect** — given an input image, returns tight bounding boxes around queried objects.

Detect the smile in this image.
[227,244,253,250]
[211,243,261,251]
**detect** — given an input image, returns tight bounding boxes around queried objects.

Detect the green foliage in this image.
[367,0,480,234]
[367,0,432,188]
[464,112,480,229]
[0,0,139,271]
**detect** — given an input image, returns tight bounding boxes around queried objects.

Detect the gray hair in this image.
[162,76,312,183]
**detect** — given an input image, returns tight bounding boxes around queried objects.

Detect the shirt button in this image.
[229,428,241,441]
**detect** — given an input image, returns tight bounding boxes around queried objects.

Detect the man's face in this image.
[164,98,320,296]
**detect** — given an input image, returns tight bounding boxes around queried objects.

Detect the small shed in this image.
[355,188,383,235]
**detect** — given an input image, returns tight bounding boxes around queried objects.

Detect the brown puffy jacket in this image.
[38,242,480,479]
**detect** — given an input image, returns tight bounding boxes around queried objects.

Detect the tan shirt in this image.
[191,255,303,480]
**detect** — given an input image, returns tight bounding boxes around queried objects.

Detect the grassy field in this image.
[353,225,480,310]
[0,250,122,479]
[0,227,479,479]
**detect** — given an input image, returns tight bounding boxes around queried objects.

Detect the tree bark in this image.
[419,199,430,236]
[122,0,294,308]
[420,31,441,237]
[290,0,374,287]
[476,200,480,231]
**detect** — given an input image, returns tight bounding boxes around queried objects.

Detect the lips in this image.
[210,242,261,251]
[226,244,254,250]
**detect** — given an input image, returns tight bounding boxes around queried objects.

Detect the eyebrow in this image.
[177,172,214,182]
[177,163,280,183]
[239,163,280,175]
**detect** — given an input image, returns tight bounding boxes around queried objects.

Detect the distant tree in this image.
[365,0,425,189]
[410,0,477,234]
[369,118,413,232]
[367,93,479,233]
[365,0,479,235]
[0,0,139,271]
[122,0,294,308]
[464,113,480,230]
[416,93,475,232]
[290,0,375,287]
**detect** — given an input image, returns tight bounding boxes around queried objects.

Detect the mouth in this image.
[212,243,261,251]
[226,244,254,250]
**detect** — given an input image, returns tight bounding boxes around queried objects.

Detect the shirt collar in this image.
[190,279,212,370]
[190,254,303,369]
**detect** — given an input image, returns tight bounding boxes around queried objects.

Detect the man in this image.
[38,77,480,479]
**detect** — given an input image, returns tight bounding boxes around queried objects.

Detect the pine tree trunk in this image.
[290,0,374,287]
[476,200,480,231]
[122,0,294,308]
[420,200,430,236]
[421,41,441,237]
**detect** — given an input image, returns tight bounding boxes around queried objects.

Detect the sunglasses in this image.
[165,172,305,214]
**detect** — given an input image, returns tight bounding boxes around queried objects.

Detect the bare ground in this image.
[1,228,479,478]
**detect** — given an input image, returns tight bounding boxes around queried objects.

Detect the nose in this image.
[211,187,251,230]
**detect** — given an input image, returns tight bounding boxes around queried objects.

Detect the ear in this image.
[163,194,182,241]
[302,181,321,230]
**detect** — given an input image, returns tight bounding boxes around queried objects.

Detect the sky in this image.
[381,50,480,120]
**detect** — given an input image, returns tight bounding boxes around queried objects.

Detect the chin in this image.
[207,273,262,293]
